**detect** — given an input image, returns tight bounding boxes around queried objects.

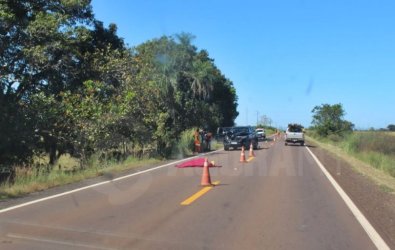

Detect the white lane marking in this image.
[0,150,221,214]
[7,233,115,250]
[306,147,390,250]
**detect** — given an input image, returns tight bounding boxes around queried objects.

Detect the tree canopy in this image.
[311,103,354,137]
[388,124,395,131]
[0,0,238,171]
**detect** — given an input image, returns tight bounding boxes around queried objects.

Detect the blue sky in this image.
[91,0,395,129]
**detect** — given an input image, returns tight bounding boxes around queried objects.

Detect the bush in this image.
[172,129,195,158]
[311,103,354,137]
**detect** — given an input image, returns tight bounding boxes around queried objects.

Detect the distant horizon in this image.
[92,0,395,129]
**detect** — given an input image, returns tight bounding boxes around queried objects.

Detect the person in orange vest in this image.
[194,128,201,154]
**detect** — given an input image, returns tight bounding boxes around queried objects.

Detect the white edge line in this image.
[305,146,389,250]
[7,233,115,250]
[0,150,222,214]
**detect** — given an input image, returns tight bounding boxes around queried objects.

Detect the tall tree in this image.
[0,0,130,166]
[133,34,238,156]
[311,103,354,137]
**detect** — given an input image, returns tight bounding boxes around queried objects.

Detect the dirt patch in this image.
[308,142,395,249]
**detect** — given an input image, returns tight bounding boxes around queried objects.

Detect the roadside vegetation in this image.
[0,128,221,199]
[0,1,238,194]
[308,103,395,192]
[309,132,395,178]
[346,132,395,175]
[0,155,161,199]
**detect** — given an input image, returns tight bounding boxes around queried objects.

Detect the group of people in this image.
[194,128,212,154]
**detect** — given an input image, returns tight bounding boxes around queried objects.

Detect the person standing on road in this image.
[194,128,201,154]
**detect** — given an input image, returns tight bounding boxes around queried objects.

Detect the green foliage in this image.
[133,34,238,156]
[0,156,161,199]
[346,132,395,156]
[340,132,395,177]
[1,1,238,186]
[172,129,195,158]
[311,103,354,138]
[312,132,395,178]
[388,124,395,131]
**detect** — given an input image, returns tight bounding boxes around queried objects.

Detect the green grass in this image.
[172,128,195,158]
[308,131,395,178]
[0,128,222,200]
[341,132,395,177]
[266,128,277,136]
[0,156,161,199]
[306,133,395,194]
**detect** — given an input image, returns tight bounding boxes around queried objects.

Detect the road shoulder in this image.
[307,141,395,249]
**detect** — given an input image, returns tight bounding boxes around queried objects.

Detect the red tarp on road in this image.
[175,158,219,168]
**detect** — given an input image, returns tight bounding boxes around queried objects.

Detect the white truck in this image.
[285,124,304,146]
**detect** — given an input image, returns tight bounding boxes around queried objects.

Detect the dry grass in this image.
[386,132,395,137]
[344,132,395,176]
[307,136,395,194]
[0,157,161,199]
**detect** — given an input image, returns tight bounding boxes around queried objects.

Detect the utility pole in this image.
[246,107,248,125]
[256,111,259,126]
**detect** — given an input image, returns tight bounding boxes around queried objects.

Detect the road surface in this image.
[0,139,384,249]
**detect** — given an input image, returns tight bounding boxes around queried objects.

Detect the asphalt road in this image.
[0,139,383,249]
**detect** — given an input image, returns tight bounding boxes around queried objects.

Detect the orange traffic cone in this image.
[201,158,212,186]
[249,143,255,157]
[240,146,247,163]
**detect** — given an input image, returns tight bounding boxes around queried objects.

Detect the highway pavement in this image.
[0,138,386,249]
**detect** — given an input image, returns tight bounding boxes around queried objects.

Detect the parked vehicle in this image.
[255,128,266,140]
[285,124,305,146]
[216,127,232,141]
[223,126,258,150]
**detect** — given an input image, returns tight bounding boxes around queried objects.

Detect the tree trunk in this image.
[49,143,57,165]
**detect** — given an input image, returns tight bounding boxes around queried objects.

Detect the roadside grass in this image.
[0,130,223,200]
[172,128,195,158]
[307,135,395,194]
[265,128,277,136]
[0,156,161,199]
[343,132,395,177]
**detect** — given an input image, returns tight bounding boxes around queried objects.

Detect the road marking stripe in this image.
[181,181,220,206]
[7,233,115,250]
[306,147,390,250]
[0,150,222,214]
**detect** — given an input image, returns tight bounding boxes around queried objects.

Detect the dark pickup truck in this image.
[223,126,258,151]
